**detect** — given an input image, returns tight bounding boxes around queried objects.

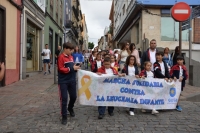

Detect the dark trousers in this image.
[130,108,135,111]
[98,106,114,115]
[59,82,77,117]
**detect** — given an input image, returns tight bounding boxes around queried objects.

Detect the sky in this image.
[80,0,112,46]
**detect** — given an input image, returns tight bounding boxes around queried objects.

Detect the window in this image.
[136,23,139,44]
[161,9,188,41]
[122,4,125,15]
[50,0,53,17]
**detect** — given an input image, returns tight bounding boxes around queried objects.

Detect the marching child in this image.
[170,55,188,112]
[154,51,171,80]
[89,51,97,71]
[122,55,139,116]
[110,54,119,72]
[91,52,103,72]
[57,42,80,125]
[97,57,123,119]
[139,61,159,115]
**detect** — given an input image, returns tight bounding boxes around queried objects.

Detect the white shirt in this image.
[75,57,79,63]
[128,66,135,76]
[120,50,129,62]
[105,68,113,75]
[42,49,51,59]
[92,56,95,61]
[111,62,115,67]
[115,54,118,59]
[149,49,156,71]
[146,71,154,78]
[179,66,183,78]
[96,61,102,69]
[159,62,165,75]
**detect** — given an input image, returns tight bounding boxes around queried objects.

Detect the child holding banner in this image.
[97,57,123,119]
[154,51,171,80]
[122,55,139,116]
[91,52,103,72]
[170,55,188,112]
[110,54,119,72]
[139,61,159,115]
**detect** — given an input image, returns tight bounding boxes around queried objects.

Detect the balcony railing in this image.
[126,0,136,16]
[72,6,79,21]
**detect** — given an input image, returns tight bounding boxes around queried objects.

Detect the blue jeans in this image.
[98,106,114,115]
[58,82,77,117]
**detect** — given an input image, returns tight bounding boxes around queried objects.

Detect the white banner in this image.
[78,70,181,110]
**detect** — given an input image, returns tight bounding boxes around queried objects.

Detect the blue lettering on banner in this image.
[132,80,163,88]
[96,96,105,101]
[105,96,139,104]
[140,99,164,105]
[168,98,178,103]
[120,87,145,96]
[103,78,131,85]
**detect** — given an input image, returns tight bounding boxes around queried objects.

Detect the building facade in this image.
[81,14,88,50]
[21,0,45,79]
[112,0,200,51]
[0,0,22,86]
[44,0,63,60]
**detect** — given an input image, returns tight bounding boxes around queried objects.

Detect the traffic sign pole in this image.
[179,22,182,55]
[171,2,191,56]
[189,7,192,66]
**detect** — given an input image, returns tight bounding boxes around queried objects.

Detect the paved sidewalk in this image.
[0,71,200,133]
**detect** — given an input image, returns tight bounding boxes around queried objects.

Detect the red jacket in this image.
[97,66,118,75]
[139,70,154,77]
[91,60,103,72]
[111,62,119,68]
[57,53,76,83]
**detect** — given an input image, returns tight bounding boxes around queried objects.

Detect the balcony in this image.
[72,6,79,21]
[71,25,78,38]
[126,0,136,15]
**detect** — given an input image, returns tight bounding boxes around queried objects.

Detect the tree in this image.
[88,42,94,49]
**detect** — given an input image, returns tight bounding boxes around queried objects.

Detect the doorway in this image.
[0,7,6,87]
[26,22,38,72]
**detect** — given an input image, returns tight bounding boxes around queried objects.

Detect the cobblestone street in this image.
[0,73,200,133]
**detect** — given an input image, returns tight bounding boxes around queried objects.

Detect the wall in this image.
[0,0,20,85]
[194,18,200,43]
[44,17,63,49]
[141,9,191,50]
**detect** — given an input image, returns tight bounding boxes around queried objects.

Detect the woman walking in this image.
[119,43,130,71]
[129,43,140,66]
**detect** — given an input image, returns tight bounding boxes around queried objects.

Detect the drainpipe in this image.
[20,2,24,81]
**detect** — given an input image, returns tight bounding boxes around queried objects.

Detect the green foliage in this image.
[88,42,94,49]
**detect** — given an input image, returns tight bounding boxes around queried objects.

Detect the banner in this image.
[78,70,181,110]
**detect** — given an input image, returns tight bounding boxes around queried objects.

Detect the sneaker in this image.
[152,109,159,115]
[109,112,114,116]
[141,109,146,113]
[129,111,135,116]
[176,105,182,112]
[98,114,104,119]
[68,109,75,117]
[61,116,67,125]
[44,72,47,75]
[48,69,51,74]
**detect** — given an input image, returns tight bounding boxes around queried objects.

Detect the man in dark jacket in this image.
[141,39,158,70]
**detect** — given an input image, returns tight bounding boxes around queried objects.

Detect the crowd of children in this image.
[57,42,188,124]
[88,50,188,119]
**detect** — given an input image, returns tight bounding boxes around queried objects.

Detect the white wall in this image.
[113,0,135,37]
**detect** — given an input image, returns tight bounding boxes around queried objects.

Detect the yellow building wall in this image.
[0,0,17,69]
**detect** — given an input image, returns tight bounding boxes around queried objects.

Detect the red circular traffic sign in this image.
[171,2,191,22]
